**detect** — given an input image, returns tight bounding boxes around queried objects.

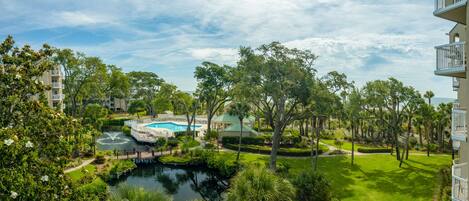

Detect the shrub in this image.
[76,178,108,201]
[204,143,216,149]
[222,136,265,145]
[122,126,131,136]
[334,139,344,151]
[109,184,172,201]
[227,167,295,201]
[292,171,332,201]
[102,118,131,127]
[223,144,324,156]
[357,147,392,153]
[94,154,106,164]
[204,130,219,141]
[409,136,418,148]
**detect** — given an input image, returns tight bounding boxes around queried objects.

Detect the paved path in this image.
[64,158,95,173]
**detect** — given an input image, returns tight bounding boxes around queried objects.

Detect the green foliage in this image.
[127,71,164,117]
[435,166,452,201]
[94,154,106,164]
[110,184,171,201]
[223,143,326,156]
[204,130,219,141]
[227,167,295,201]
[357,147,392,153]
[292,171,333,201]
[122,125,131,136]
[83,104,108,130]
[75,177,108,201]
[104,118,131,127]
[128,100,147,118]
[222,136,265,145]
[99,160,136,181]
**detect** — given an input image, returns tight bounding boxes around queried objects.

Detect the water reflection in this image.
[109,164,229,201]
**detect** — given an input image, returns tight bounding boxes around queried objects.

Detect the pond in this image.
[97,131,149,151]
[108,164,229,201]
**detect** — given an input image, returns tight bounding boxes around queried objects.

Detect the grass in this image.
[321,139,388,151]
[159,155,194,165]
[67,164,96,183]
[229,151,452,201]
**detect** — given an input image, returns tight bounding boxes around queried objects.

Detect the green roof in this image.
[223,123,258,134]
[213,113,254,124]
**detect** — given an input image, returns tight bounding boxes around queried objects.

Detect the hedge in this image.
[357,147,392,153]
[102,118,131,127]
[122,126,131,136]
[223,144,323,156]
[222,136,265,145]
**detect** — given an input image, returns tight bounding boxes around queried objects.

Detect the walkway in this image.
[64,158,95,173]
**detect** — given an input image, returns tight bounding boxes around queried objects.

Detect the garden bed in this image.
[223,144,328,156]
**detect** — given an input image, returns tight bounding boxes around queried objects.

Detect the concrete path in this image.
[64,158,95,173]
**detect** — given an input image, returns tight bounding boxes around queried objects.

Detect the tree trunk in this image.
[351,121,355,166]
[236,119,243,164]
[305,118,309,137]
[314,117,322,171]
[269,99,285,171]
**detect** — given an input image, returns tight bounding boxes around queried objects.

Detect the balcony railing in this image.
[51,82,61,88]
[435,42,466,77]
[50,69,61,76]
[51,94,64,101]
[452,103,467,143]
[454,78,460,91]
[434,0,467,24]
[453,160,469,201]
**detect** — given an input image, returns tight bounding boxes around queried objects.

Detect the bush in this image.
[99,160,137,181]
[204,143,216,149]
[222,136,265,145]
[357,147,392,153]
[94,154,106,164]
[227,167,295,201]
[76,178,108,201]
[292,171,333,201]
[223,144,324,156]
[409,136,418,148]
[204,130,219,141]
[110,184,171,201]
[122,126,131,136]
[102,118,131,127]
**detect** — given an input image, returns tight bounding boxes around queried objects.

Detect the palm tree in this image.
[227,167,295,201]
[424,90,434,105]
[228,102,250,163]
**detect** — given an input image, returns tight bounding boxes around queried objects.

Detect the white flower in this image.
[41,175,49,182]
[64,185,68,189]
[25,141,33,148]
[10,191,18,199]
[54,194,58,199]
[4,139,14,146]
[15,74,21,79]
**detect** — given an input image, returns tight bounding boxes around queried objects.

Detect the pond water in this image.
[97,132,149,151]
[109,164,229,201]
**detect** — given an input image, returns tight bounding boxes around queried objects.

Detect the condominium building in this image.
[434,1,469,200]
[39,66,65,111]
[104,97,128,112]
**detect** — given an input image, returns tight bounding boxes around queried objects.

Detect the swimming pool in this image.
[145,122,201,132]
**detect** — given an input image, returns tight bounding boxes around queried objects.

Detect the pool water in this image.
[146,122,201,132]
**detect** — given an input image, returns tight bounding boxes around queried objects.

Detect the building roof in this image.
[223,123,258,134]
[213,113,255,124]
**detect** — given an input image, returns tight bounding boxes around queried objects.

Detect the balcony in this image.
[454,78,460,91]
[51,94,64,101]
[50,69,61,76]
[51,82,61,88]
[434,0,467,24]
[435,42,466,78]
[453,160,469,201]
[452,104,467,143]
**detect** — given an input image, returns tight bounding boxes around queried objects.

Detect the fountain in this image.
[96,132,130,145]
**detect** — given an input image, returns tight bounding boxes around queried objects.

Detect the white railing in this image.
[453,160,468,201]
[454,78,460,91]
[51,94,64,100]
[452,103,467,142]
[436,0,466,11]
[50,69,61,76]
[51,82,61,88]
[436,42,466,73]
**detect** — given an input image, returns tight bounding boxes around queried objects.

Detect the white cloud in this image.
[0,0,456,97]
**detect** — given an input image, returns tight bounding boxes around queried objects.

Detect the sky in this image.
[0,0,457,98]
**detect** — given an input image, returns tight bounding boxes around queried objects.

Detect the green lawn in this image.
[232,151,451,201]
[321,139,389,151]
[66,164,96,183]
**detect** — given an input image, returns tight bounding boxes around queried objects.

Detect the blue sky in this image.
[0,0,456,97]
